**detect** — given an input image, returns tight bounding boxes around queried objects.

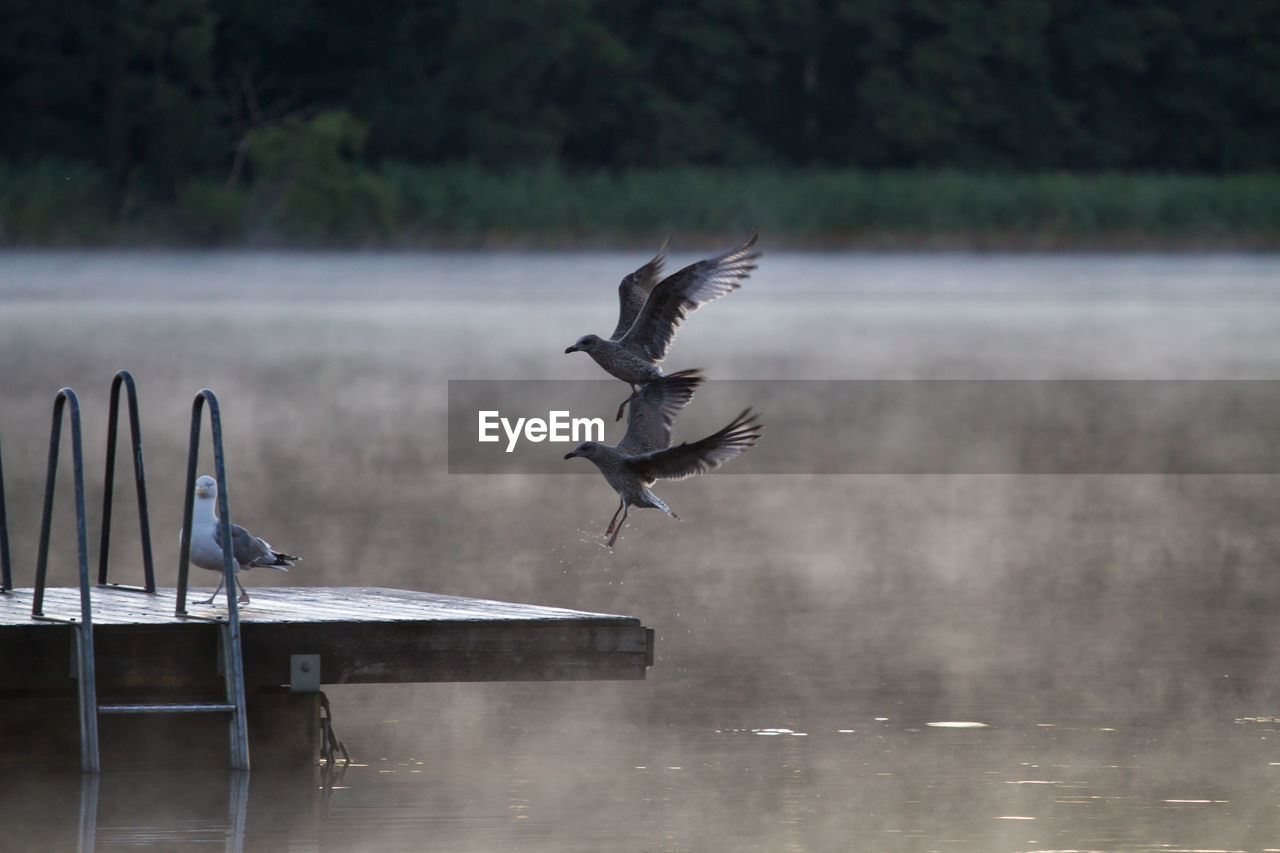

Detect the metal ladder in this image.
[172,388,251,771]
[31,376,250,772]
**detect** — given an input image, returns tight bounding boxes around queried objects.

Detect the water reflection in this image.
[47,704,1280,851]
[61,770,257,852]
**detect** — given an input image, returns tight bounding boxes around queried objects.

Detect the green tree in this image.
[0,0,101,163]
[210,0,318,184]
[1145,0,1280,171]
[599,0,781,166]
[1047,0,1186,168]
[425,0,641,166]
[4,0,1280,206]
[247,110,394,240]
[1,0,221,194]
[835,0,1062,168]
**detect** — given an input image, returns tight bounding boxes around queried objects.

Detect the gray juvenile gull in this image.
[565,400,762,547]
[566,232,759,418]
[567,368,704,544]
[180,474,298,604]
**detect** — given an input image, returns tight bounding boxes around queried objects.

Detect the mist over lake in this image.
[3,249,1280,850]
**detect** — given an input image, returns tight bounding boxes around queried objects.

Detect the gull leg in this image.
[236,575,250,605]
[605,499,625,535]
[649,493,679,520]
[203,576,225,605]
[615,385,638,422]
[607,504,630,547]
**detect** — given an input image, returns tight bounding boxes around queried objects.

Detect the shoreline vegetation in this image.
[2,160,1277,251]
[7,4,1277,253]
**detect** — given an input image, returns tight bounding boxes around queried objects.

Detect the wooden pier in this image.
[0,376,656,770]
[0,586,654,769]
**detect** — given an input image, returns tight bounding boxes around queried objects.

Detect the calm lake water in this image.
[2,249,1280,851]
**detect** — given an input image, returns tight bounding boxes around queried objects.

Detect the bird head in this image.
[564,442,601,461]
[195,474,217,499]
[565,334,601,354]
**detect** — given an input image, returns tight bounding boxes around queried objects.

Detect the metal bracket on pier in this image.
[290,654,321,693]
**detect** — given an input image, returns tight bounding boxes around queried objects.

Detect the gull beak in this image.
[563,450,578,460]
[196,486,210,498]
[564,344,578,354]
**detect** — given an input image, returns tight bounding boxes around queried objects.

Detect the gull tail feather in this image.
[255,550,298,571]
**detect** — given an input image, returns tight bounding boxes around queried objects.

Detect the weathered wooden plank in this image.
[0,587,641,626]
[0,586,654,689]
[0,624,222,691]
[240,621,652,685]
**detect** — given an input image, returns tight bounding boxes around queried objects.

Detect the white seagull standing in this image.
[180,474,298,604]
[565,232,759,419]
[565,377,762,546]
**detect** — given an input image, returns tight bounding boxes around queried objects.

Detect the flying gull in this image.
[565,395,763,547]
[565,368,703,544]
[180,474,298,604]
[566,232,759,418]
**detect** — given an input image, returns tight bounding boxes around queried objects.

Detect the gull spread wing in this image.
[618,232,759,362]
[610,239,668,341]
[627,408,763,482]
[617,370,704,456]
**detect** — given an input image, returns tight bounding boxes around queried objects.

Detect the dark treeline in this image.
[1,0,1277,244]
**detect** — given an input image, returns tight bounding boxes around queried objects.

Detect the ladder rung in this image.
[98,702,236,714]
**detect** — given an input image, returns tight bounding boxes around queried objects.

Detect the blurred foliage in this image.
[0,158,115,243]
[245,110,396,241]
[173,179,249,243]
[381,167,1280,246]
[0,0,1277,243]
[0,0,221,191]
[4,159,1276,247]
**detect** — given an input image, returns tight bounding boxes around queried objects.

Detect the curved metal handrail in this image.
[32,388,93,620]
[175,390,242,620]
[0,434,11,592]
[29,387,100,772]
[174,388,250,769]
[97,369,156,592]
